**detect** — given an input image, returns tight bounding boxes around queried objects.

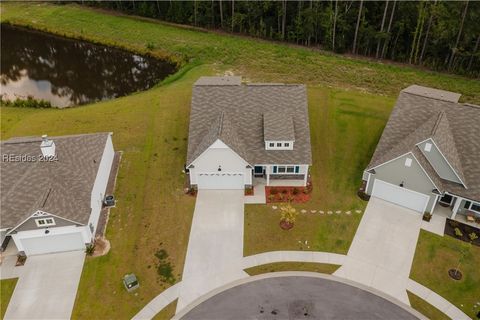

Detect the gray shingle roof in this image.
[187,77,312,166]
[263,113,295,141]
[367,85,480,201]
[1,133,110,229]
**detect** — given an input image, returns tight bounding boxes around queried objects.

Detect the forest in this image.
[78,1,479,77]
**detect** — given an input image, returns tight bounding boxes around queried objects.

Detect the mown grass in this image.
[244,262,339,276]
[410,230,480,319]
[244,88,392,256]
[1,2,480,103]
[407,291,450,320]
[1,2,479,319]
[0,65,214,319]
[0,278,17,319]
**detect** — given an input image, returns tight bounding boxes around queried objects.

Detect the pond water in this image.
[0,24,177,107]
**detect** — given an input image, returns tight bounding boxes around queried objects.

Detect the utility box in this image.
[123,273,139,292]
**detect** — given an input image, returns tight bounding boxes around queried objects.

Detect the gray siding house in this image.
[1,133,115,256]
[362,85,480,221]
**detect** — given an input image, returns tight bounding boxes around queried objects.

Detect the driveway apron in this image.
[334,197,423,305]
[176,190,247,312]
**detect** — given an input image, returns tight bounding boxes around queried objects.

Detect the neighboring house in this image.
[0,133,115,256]
[362,85,480,220]
[186,76,312,190]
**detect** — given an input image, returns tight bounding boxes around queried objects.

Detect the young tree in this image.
[282,0,287,40]
[352,0,363,54]
[468,34,480,71]
[419,0,437,64]
[219,0,223,28]
[332,0,338,51]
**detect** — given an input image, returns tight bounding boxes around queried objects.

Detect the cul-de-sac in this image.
[1,2,479,320]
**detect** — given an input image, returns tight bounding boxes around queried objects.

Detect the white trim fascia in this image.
[188,138,251,168]
[6,210,85,235]
[409,152,441,193]
[368,152,411,171]
[366,172,372,192]
[416,138,467,188]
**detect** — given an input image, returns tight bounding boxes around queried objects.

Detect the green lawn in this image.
[244,262,339,276]
[1,2,479,320]
[407,291,450,320]
[245,87,392,256]
[0,278,17,319]
[410,230,480,319]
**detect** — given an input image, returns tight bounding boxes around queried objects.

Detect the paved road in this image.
[180,275,421,320]
[334,197,423,304]
[4,250,85,319]
[176,190,248,312]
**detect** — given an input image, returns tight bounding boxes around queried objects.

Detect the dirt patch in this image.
[448,268,462,280]
[91,237,111,257]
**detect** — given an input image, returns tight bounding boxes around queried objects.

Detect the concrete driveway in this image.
[4,250,85,319]
[334,197,423,305]
[176,190,247,312]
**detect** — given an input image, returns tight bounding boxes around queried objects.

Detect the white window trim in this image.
[467,201,480,214]
[35,217,56,227]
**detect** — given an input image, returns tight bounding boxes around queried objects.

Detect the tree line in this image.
[79,1,479,77]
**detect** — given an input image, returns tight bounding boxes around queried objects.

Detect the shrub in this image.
[282,189,288,194]
[278,193,284,201]
[469,232,478,242]
[155,248,176,284]
[155,249,168,260]
[85,243,95,255]
[454,227,463,238]
[1,95,53,108]
[270,188,278,195]
[448,220,460,228]
[280,204,298,224]
[292,188,299,195]
[268,194,276,202]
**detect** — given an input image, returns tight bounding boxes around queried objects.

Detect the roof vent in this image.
[40,135,56,158]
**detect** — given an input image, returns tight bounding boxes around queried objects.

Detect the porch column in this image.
[303,165,308,187]
[266,165,270,186]
[430,194,439,214]
[451,196,462,220]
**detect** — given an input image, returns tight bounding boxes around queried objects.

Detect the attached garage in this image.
[19,232,85,256]
[197,172,244,190]
[371,179,429,213]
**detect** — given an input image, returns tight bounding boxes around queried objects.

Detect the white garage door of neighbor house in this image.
[20,232,85,256]
[197,172,244,190]
[371,179,429,213]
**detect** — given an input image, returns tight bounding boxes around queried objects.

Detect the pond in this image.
[0,24,177,108]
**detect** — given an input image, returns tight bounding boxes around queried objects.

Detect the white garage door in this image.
[371,179,429,213]
[197,172,244,190]
[20,232,85,256]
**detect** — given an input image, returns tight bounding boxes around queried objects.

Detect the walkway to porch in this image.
[433,203,480,229]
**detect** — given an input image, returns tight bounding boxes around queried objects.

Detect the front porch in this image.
[433,202,480,229]
[253,165,308,187]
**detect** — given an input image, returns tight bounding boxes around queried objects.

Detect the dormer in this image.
[263,113,294,150]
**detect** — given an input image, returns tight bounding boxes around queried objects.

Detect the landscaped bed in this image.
[266,184,312,203]
[410,230,480,319]
[444,218,480,247]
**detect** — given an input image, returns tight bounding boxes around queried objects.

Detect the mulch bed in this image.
[357,180,370,201]
[245,187,254,196]
[444,218,480,247]
[96,151,122,238]
[265,185,312,203]
[280,220,294,230]
[448,269,463,280]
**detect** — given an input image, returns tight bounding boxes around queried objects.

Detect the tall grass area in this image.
[1,2,479,103]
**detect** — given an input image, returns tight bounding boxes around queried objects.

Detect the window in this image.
[269,142,274,147]
[273,166,297,174]
[424,143,432,152]
[464,201,471,209]
[470,202,480,213]
[405,158,412,167]
[35,217,55,227]
[278,166,286,173]
[286,166,295,173]
[284,142,290,147]
[277,142,282,147]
